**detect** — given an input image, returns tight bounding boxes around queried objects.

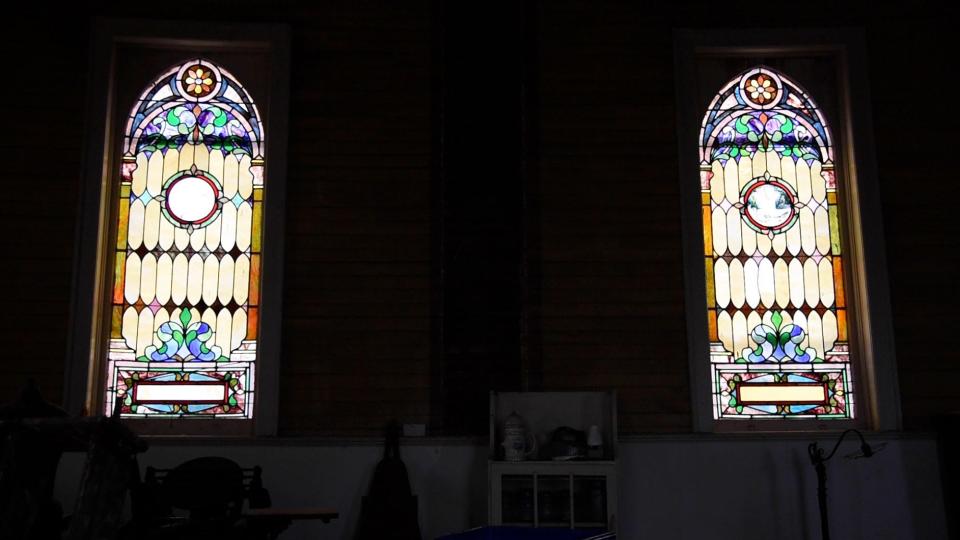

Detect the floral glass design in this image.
[698,66,854,420]
[104,59,265,418]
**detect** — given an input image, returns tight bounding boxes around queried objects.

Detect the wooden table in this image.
[243,507,339,539]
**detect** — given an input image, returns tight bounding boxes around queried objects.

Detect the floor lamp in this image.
[807,429,878,540]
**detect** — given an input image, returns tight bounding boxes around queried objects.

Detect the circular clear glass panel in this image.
[745,183,793,228]
[166,176,218,224]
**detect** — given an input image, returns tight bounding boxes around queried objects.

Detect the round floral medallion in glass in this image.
[740,177,798,234]
[160,169,224,229]
[175,61,222,102]
[738,68,783,109]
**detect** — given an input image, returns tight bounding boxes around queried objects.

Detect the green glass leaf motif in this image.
[180,309,192,327]
[771,311,783,329]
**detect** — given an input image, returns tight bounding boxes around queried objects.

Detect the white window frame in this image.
[65,18,290,437]
[673,28,901,432]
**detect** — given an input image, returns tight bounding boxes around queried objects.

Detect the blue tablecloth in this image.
[437,527,613,540]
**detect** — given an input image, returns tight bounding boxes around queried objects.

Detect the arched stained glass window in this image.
[699,66,854,420]
[104,59,266,418]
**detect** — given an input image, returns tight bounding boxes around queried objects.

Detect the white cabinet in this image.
[488,392,617,530]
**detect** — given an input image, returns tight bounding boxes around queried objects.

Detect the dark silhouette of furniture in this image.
[0,381,147,540]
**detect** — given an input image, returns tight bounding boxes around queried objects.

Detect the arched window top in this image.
[123,59,265,165]
[695,64,856,421]
[699,66,833,171]
[103,58,269,419]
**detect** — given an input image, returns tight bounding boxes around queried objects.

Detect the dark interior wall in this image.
[1,1,956,435]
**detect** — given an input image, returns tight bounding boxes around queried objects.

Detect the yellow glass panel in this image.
[784,216,801,256]
[205,212,222,251]
[833,257,846,308]
[829,205,842,254]
[194,141,211,173]
[743,258,760,309]
[827,192,837,204]
[725,208,742,256]
[231,308,247,351]
[837,309,847,341]
[737,155,752,193]
[111,306,123,338]
[729,259,745,309]
[780,155,797,192]
[173,224,189,251]
[251,201,263,253]
[739,384,826,404]
[815,206,831,255]
[247,307,259,340]
[788,259,805,308]
[717,310,733,353]
[223,152,239,201]
[807,311,824,359]
[113,252,126,304]
[201,307,217,335]
[188,226,204,252]
[155,254,172,306]
[751,150,767,178]
[766,149,782,178]
[234,255,250,305]
[724,159,740,204]
[803,258,820,308]
[796,159,811,204]
[746,311,762,342]
[136,307,154,356]
[187,255,204,306]
[208,147,225,191]
[799,207,816,256]
[712,207,727,255]
[811,161,826,201]
[142,200,161,251]
[822,310,838,353]
[218,256,235,306]
[122,306,138,350]
[158,214,175,251]
[714,259,730,308]
[771,232,787,256]
[220,203,237,252]
[239,155,253,199]
[254,186,264,201]
[139,253,157,305]
[702,205,712,256]
[756,229,771,255]
[249,254,261,305]
[216,308,233,358]
[741,219,757,256]
[116,186,130,250]
[774,258,790,308]
[171,254,189,305]
[711,161,725,204]
[202,255,220,306]
[178,143,195,171]
[239,202,255,253]
[732,310,748,359]
[758,258,775,308]
[127,200,145,250]
[701,192,710,205]
[131,153,149,197]
[161,148,180,193]
[819,258,835,307]
[124,254,141,305]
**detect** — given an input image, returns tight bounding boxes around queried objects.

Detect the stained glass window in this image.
[104,59,265,418]
[698,67,854,420]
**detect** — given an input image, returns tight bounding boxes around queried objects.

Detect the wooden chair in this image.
[125,456,272,540]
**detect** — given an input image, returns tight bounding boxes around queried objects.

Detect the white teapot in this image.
[501,411,537,461]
